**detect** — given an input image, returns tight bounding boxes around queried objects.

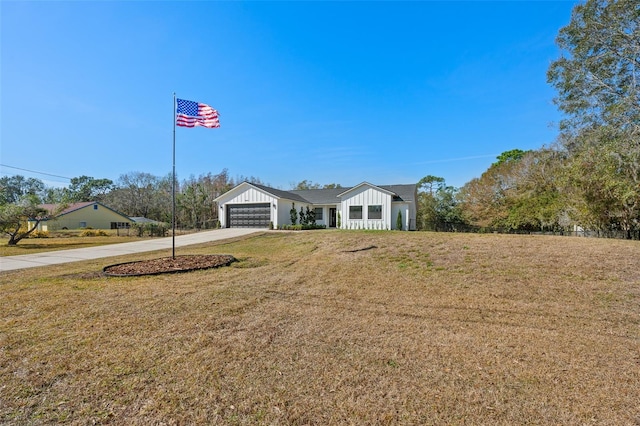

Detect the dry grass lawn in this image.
[1,231,639,425]
[0,235,148,257]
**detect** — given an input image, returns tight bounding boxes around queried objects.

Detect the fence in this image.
[419,222,640,241]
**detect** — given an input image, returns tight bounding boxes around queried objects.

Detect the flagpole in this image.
[172,93,176,259]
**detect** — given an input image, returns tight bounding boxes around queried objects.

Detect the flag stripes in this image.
[176,98,220,128]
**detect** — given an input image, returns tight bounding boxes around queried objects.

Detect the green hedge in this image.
[277,224,326,231]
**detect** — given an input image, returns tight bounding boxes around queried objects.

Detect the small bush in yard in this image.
[80,229,109,237]
[306,206,315,225]
[277,224,326,231]
[28,230,50,238]
[300,206,306,225]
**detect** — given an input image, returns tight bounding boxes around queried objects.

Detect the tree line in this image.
[2,0,637,241]
[412,0,639,239]
[0,170,263,236]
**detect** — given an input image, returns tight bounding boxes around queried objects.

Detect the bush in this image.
[80,229,109,237]
[28,230,50,238]
[306,206,315,225]
[300,206,306,225]
[131,222,169,237]
[277,224,326,231]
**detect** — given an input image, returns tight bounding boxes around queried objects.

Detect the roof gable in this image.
[40,202,94,216]
[378,184,417,202]
[288,187,345,204]
[249,183,310,203]
[216,181,417,205]
[39,202,132,221]
[336,182,396,198]
[215,182,311,203]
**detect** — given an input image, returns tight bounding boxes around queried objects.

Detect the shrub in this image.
[300,206,306,225]
[28,230,50,238]
[277,224,326,231]
[131,222,169,237]
[132,223,145,237]
[80,229,109,237]
[306,206,315,225]
[290,203,298,225]
[396,211,403,230]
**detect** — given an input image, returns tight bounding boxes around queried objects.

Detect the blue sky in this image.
[1,1,577,190]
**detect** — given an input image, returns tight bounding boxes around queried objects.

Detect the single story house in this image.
[31,202,133,231]
[214,181,417,230]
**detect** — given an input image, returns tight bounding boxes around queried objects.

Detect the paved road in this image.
[0,228,262,272]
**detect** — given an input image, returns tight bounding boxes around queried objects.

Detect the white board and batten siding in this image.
[226,186,277,205]
[216,186,277,228]
[215,181,416,230]
[340,185,393,230]
[391,203,411,231]
[277,199,313,227]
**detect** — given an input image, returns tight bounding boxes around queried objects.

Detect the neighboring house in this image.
[214,181,417,230]
[31,202,133,231]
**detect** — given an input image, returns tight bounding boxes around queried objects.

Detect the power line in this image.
[0,164,72,181]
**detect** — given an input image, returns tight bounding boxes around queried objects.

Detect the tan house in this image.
[31,202,133,231]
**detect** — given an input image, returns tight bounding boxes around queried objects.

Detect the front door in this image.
[329,208,337,228]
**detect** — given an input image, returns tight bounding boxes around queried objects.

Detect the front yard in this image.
[1,231,638,424]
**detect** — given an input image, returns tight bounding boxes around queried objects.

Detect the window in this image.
[111,222,131,229]
[314,208,323,220]
[93,204,98,210]
[79,222,87,228]
[349,205,363,220]
[368,205,382,220]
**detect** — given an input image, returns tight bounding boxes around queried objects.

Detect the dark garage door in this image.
[227,203,271,228]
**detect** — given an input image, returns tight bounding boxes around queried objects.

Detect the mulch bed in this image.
[103,254,237,277]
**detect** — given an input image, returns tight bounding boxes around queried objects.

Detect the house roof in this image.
[294,183,416,204]
[336,182,396,198]
[249,182,310,203]
[378,184,417,202]
[219,182,417,205]
[130,217,163,224]
[38,202,132,221]
[288,187,346,204]
[40,202,95,216]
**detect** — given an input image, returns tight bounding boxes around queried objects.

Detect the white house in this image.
[214,182,417,230]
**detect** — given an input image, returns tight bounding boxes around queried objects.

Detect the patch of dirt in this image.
[343,245,378,253]
[103,254,237,277]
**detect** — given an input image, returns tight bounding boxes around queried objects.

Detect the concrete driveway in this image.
[0,228,263,272]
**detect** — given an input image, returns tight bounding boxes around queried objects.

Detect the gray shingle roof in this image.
[218,182,417,205]
[253,182,417,204]
[249,182,310,203]
[288,187,346,204]
[378,184,417,202]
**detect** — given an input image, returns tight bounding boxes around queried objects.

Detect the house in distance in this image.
[31,202,133,231]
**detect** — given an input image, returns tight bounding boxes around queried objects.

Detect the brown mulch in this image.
[103,254,237,277]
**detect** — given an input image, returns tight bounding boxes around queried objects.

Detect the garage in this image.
[226,203,271,228]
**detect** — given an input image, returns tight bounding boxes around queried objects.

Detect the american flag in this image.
[176,98,220,128]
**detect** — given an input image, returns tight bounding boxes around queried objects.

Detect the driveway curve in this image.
[0,228,262,272]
